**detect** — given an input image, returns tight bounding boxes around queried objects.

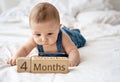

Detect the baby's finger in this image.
[8,59,13,66]
[11,60,16,66]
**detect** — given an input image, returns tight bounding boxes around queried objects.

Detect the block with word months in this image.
[17,57,31,72]
[31,57,68,73]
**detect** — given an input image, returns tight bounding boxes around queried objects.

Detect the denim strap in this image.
[56,29,63,52]
[37,45,44,53]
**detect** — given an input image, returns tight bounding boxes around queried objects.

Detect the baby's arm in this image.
[62,33,80,67]
[7,37,37,66]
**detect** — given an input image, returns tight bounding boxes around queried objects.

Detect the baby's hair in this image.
[29,2,60,24]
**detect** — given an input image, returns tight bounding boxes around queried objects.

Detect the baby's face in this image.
[31,20,60,46]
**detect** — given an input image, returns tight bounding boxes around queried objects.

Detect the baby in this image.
[7,2,86,66]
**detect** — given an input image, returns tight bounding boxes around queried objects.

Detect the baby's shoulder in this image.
[27,36,37,46]
[62,32,69,39]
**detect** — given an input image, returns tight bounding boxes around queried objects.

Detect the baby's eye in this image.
[47,33,53,35]
[36,34,41,36]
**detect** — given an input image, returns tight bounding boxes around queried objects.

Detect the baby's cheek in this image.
[35,38,42,44]
[50,38,57,44]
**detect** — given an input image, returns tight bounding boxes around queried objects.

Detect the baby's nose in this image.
[42,36,47,42]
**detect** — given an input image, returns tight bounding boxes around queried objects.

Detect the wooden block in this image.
[17,57,31,72]
[17,56,68,73]
[31,57,68,73]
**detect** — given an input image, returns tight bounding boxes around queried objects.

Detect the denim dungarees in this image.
[37,26,86,57]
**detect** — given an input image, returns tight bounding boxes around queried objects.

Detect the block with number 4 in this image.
[17,57,31,72]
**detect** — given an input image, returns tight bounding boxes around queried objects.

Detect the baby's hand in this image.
[7,57,17,66]
[68,55,80,67]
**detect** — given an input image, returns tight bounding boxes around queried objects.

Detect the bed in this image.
[0,0,120,82]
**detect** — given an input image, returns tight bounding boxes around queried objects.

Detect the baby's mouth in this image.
[43,42,49,45]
